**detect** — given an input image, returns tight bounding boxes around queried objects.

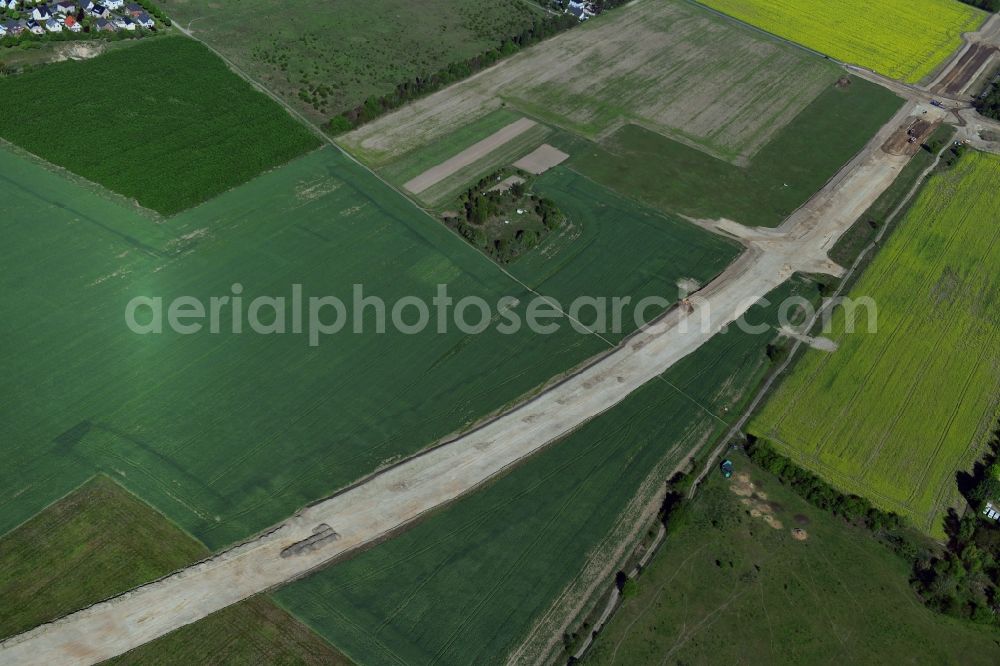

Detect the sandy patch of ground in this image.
[791,528,809,541]
[403,118,537,194]
[677,277,703,295]
[732,473,783,530]
[512,144,569,175]
[489,175,525,193]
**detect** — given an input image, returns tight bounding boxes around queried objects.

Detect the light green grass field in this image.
[557,76,902,228]
[0,142,737,552]
[586,455,1000,665]
[0,37,320,215]
[0,475,349,662]
[157,0,545,121]
[699,0,984,83]
[752,151,1000,536]
[274,278,819,666]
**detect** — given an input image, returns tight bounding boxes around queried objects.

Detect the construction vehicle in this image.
[720,459,734,479]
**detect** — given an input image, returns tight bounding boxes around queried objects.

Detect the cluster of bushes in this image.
[327,13,578,133]
[448,171,565,264]
[976,82,1000,121]
[958,0,1000,11]
[746,437,904,533]
[749,420,1000,627]
[548,0,631,12]
[913,425,1000,624]
[0,27,152,51]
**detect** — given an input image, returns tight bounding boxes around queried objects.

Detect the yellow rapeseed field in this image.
[700,0,985,83]
[751,152,1000,537]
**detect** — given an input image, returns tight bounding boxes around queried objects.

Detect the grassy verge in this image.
[585,452,1000,664]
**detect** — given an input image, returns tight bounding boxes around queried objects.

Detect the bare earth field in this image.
[514,144,570,175]
[341,0,840,166]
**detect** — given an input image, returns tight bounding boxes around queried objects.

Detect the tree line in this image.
[748,422,1000,627]
[957,0,1000,11]
[326,0,634,134]
[975,80,1000,121]
[914,423,1000,624]
[328,13,577,133]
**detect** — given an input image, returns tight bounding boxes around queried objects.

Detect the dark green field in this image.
[157,0,545,122]
[0,36,319,214]
[0,141,737,552]
[272,278,819,666]
[556,77,902,228]
[585,454,1000,664]
[0,476,349,664]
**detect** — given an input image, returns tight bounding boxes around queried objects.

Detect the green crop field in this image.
[0,139,737,552]
[342,0,844,167]
[752,151,1000,536]
[699,0,984,83]
[0,476,206,640]
[557,77,901,228]
[0,36,320,215]
[272,279,820,666]
[514,167,740,304]
[157,0,545,123]
[586,455,1000,665]
[0,475,349,662]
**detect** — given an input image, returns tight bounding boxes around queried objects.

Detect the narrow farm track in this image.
[0,89,925,662]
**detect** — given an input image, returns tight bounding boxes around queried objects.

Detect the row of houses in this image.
[0,0,153,37]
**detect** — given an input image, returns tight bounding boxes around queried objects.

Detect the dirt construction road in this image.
[0,98,924,664]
